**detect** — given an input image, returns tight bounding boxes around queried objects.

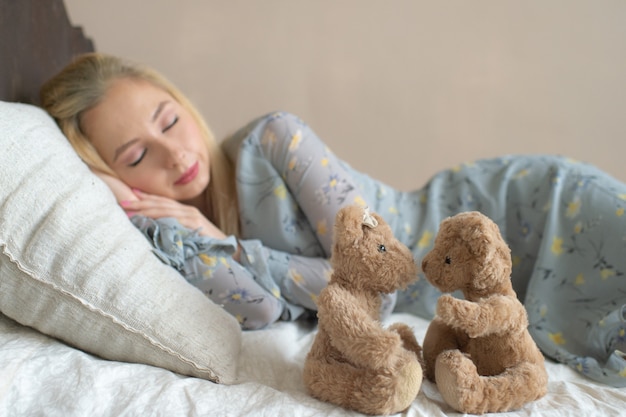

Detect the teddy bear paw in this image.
[390,353,422,413]
[435,350,485,414]
[388,323,422,358]
[436,295,466,321]
[437,296,488,338]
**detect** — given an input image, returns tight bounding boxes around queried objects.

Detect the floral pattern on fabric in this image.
[222,112,626,387]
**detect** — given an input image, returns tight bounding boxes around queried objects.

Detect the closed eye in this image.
[129,149,147,167]
[163,116,179,133]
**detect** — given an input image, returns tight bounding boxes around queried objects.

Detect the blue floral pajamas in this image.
[135,112,626,387]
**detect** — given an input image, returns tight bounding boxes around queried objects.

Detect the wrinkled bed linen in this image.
[1,312,624,417]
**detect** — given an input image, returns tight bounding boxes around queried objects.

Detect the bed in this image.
[1,1,625,416]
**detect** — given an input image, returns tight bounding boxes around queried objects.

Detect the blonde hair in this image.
[40,53,240,236]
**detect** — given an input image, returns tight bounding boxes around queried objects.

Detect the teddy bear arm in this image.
[479,295,528,335]
[317,288,402,369]
[387,323,422,355]
[439,295,528,338]
[437,295,481,330]
[465,295,528,338]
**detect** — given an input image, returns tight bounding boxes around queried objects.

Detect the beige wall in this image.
[65,0,626,190]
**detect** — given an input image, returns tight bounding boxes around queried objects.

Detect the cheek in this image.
[180,120,206,152]
[118,169,167,195]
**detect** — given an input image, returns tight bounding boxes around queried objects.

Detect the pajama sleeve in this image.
[130,216,288,330]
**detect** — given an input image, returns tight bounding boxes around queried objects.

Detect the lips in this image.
[175,161,199,185]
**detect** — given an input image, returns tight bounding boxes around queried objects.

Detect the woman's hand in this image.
[92,170,138,203]
[93,170,240,259]
[120,190,228,240]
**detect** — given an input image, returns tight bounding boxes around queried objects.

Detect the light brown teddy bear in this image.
[303,205,423,415]
[421,211,548,414]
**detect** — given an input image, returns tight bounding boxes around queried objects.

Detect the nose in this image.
[162,141,186,168]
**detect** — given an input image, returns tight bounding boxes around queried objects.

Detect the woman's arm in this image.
[130,215,284,330]
[255,113,367,255]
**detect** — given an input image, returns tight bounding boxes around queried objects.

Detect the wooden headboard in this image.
[0,0,94,104]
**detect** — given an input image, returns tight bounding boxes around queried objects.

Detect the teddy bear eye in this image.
[378,244,386,253]
[445,256,451,264]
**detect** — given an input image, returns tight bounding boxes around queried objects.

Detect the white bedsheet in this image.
[1,312,624,417]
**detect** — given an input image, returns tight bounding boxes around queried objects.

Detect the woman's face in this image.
[81,77,210,202]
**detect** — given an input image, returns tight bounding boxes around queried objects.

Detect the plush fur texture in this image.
[421,211,548,414]
[303,205,423,415]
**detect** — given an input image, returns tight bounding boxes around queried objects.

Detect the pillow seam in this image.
[0,241,221,382]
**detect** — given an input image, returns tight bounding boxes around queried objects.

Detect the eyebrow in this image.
[112,100,169,163]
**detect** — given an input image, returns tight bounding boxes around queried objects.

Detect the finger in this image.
[131,188,163,202]
[119,200,139,210]
[121,194,178,209]
[130,188,172,203]
[124,200,197,220]
[119,200,165,218]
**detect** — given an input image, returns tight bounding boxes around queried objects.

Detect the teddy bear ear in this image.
[460,216,499,261]
[369,211,387,228]
[334,205,366,245]
[362,206,379,228]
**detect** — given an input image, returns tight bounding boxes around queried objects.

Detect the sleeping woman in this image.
[40,52,626,387]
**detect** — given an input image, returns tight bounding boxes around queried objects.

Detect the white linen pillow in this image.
[0,101,241,384]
